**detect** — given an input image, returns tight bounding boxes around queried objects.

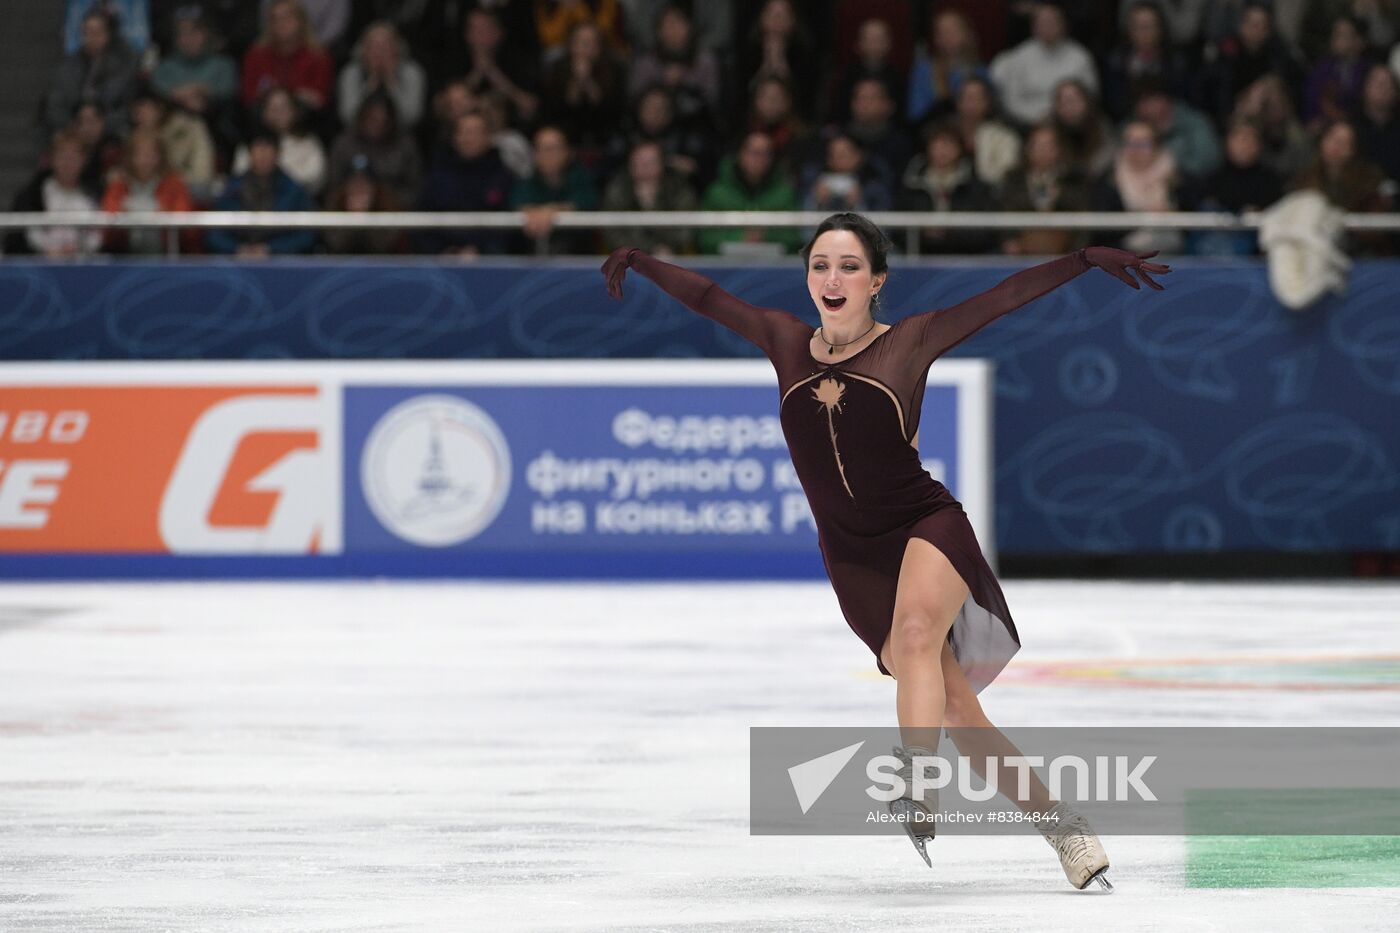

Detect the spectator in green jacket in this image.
[510,124,599,254]
[698,131,802,254]
[151,7,237,121]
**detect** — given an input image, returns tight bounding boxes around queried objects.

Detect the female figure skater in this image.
[600,213,1169,890]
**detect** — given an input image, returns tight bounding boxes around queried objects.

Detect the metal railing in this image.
[4,209,1398,256]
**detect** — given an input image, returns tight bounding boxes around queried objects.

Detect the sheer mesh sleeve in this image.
[629,251,806,358]
[902,250,1092,365]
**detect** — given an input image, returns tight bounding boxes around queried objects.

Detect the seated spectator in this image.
[907,7,987,127]
[68,101,124,195]
[100,128,195,255]
[998,124,1090,255]
[801,131,893,213]
[63,0,150,55]
[1131,79,1223,181]
[617,0,733,61]
[1198,2,1306,125]
[338,21,426,130]
[258,0,350,57]
[414,111,515,256]
[323,155,403,255]
[1232,73,1312,181]
[1051,78,1116,180]
[747,76,814,176]
[1304,14,1373,128]
[151,5,237,119]
[130,91,216,203]
[153,0,260,60]
[741,0,819,120]
[1117,0,1210,50]
[233,87,327,196]
[328,92,422,206]
[241,0,334,124]
[458,8,539,127]
[44,8,138,139]
[509,125,599,254]
[1101,1,1193,121]
[539,22,628,170]
[22,132,102,259]
[698,131,802,255]
[478,92,534,180]
[833,0,916,78]
[951,76,1021,188]
[1356,63,1400,183]
[535,0,625,59]
[1098,120,1182,254]
[897,123,997,254]
[610,85,714,189]
[829,17,905,125]
[628,5,721,128]
[1306,0,1395,52]
[1294,115,1395,256]
[845,78,913,182]
[207,130,316,256]
[1290,119,1391,213]
[989,2,1097,127]
[600,140,699,255]
[1182,119,1282,255]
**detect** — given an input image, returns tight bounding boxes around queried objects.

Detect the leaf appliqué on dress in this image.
[811,376,855,499]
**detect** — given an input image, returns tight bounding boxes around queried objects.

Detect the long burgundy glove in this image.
[1082,247,1171,290]
[601,246,642,299]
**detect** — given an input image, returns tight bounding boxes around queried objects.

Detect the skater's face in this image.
[806,230,885,323]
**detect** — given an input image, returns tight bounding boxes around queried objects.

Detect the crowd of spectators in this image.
[7,0,1400,258]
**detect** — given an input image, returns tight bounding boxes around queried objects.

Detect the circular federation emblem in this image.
[360,394,511,546]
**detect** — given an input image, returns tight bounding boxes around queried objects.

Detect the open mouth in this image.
[822,295,847,310]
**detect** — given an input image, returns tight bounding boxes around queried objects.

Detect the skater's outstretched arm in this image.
[903,247,1171,363]
[601,246,805,356]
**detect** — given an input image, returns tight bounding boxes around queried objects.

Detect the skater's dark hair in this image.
[801,212,892,316]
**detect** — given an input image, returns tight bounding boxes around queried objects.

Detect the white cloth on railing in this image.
[1257,190,1351,311]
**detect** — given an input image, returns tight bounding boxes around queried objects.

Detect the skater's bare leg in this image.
[881,538,968,751]
[939,640,1055,813]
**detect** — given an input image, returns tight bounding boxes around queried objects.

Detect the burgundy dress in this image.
[627,249,1094,693]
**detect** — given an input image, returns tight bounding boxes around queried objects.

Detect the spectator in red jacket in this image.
[100,128,197,254]
[241,0,333,122]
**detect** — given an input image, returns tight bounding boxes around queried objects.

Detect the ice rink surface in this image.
[1,579,1398,932]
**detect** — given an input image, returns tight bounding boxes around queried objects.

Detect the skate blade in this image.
[1087,868,1113,892]
[889,799,933,868]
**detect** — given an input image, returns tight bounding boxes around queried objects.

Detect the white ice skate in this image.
[1032,801,1113,891]
[888,744,938,867]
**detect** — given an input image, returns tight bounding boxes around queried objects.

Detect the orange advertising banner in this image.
[0,386,334,554]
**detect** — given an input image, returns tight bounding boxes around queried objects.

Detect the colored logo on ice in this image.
[360,394,511,546]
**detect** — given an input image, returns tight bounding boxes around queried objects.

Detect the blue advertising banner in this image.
[339,363,984,576]
[2,258,1395,554]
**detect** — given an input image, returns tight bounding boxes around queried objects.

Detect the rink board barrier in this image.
[3,258,1396,554]
[0,360,993,579]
